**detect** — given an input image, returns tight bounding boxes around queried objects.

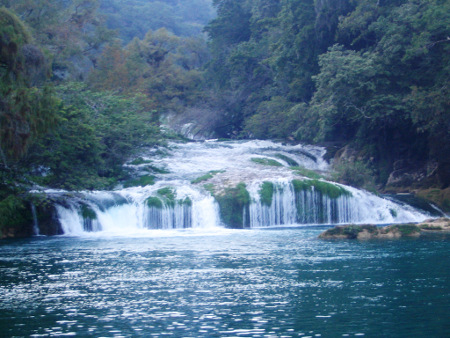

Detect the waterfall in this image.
[44,140,432,235]
[31,203,40,236]
[53,185,222,235]
[247,180,427,228]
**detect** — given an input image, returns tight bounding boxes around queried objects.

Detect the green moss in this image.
[145,165,170,174]
[181,197,192,207]
[124,175,155,188]
[390,209,398,218]
[291,179,352,199]
[191,170,225,184]
[275,154,298,166]
[320,224,377,239]
[391,224,421,236]
[80,204,97,220]
[251,157,283,167]
[130,157,152,165]
[146,187,178,209]
[203,183,215,194]
[420,224,443,231]
[291,166,324,179]
[215,183,250,228]
[0,194,32,230]
[146,196,163,209]
[292,179,312,192]
[157,187,175,199]
[259,181,274,206]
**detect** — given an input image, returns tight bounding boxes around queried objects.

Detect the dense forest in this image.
[0,0,449,231]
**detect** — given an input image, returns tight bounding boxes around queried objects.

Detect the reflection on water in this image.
[0,227,449,337]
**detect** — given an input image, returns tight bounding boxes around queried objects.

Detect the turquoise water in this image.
[0,227,449,337]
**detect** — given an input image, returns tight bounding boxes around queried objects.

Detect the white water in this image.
[46,140,430,235]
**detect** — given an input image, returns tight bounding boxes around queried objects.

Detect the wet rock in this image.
[319,223,422,240]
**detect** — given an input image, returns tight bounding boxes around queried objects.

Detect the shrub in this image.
[332,160,375,190]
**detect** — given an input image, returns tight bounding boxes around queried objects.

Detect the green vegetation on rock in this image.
[130,157,152,165]
[203,183,215,195]
[146,196,163,209]
[390,224,421,236]
[291,166,324,180]
[251,158,283,167]
[215,183,250,228]
[157,187,176,207]
[275,154,298,166]
[180,197,192,207]
[292,179,352,199]
[191,170,225,184]
[80,204,97,220]
[259,182,274,206]
[124,175,155,188]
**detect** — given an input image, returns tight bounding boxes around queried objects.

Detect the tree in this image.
[0,8,58,164]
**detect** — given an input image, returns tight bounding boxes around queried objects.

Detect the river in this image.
[1,227,449,337]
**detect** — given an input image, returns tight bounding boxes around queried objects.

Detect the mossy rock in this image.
[292,179,351,199]
[275,154,298,166]
[389,224,420,236]
[251,157,283,167]
[130,157,152,165]
[259,181,274,206]
[291,166,324,180]
[191,170,225,184]
[146,196,163,209]
[123,175,155,188]
[319,223,421,240]
[180,197,192,207]
[80,204,97,220]
[157,187,176,205]
[203,183,215,194]
[215,183,250,228]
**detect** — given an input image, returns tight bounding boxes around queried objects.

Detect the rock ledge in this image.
[319,218,450,240]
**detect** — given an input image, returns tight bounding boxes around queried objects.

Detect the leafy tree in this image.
[0,8,59,163]
[26,83,161,190]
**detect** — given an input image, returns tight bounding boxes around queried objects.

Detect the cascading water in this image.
[42,140,433,235]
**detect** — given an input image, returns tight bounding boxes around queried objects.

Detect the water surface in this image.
[0,227,449,337]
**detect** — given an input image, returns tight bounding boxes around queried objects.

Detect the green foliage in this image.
[205,0,449,189]
[88,28,209,113]
[99,0,215,42]
[251,158,283,167]
[215,183,250,228]
[0,194,32,230]
[332,160,375,190]
[292,179,352,199]
[146,196,163,209]
[26,83,161,190]
[259,181,274,206]
[0,8,59,162]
